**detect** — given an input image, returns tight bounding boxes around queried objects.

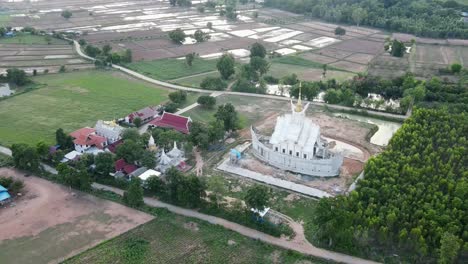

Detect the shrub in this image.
[197,95,216,109]
[200,76,227,90]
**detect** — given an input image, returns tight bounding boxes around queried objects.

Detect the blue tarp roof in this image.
[0,184,11,201]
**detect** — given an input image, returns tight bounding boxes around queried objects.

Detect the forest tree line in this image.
[312,108,468,263]
[264,0,468,39]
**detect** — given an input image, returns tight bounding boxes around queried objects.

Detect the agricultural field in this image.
[0,33,94,75]
[2,0,467,82]
[0,70,169,146]
[0,168,153,264]
[126,57,218,81]
[64,211,328,264]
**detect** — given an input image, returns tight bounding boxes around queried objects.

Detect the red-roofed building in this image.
[70,127,107,153]
[125,106,158,124]
[107,139,123,154]
[149,112,192,134]
[114,158,138,175]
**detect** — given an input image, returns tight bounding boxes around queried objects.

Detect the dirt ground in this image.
[0,168,153,264]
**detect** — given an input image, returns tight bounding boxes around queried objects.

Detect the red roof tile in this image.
[114,158,138,174]
[70,127,95,139]
[149,112,191,134]
[72,133,106,149]
[107,139,123,154]
[127,106,158,122]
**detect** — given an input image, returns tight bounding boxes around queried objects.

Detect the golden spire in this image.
[295,82,303,112]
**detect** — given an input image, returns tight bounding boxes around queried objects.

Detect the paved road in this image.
[92,183,379,264]
[73,41,408,121]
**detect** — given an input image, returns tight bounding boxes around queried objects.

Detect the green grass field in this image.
[0,70,169,146]
[0,32,68,45]
[271,55,345,71]
[171,71,222,88]
[268,63,355,82]
[126,58,219,80]
[64,212,327,264]
[183,95,251,128]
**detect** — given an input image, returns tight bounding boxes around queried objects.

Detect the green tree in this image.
[11,144,40,171]
[197,95,216,109]
[168,28,186,43]
[324,88,342,104]
[249,56,269,76]
[216,53,235,80]
[351,7,367,26]
[225,5,237,20]
[102,44,112,55]
[390,39,406,57]
[61,10,72,19]
[168,90,187,104]
[84,45,101,57]
[207,175,227,208]
[77,169,92,191]
[438,232,461,264]
[146,176,166,196]
[193,29,210,42]
[200,76,227,90]
[133,117,142,127]
[250,42,267,58]
[244,185,271,212]
[215,103,239,131]
[334,26,346,36]
[122,49,132,63]
[36,141,49,158]
[166,168,206,208]
[185,52,197,67]
[123,178,144,207]
[95,152,114,176]
[6,68,28,86]
[188,121,211,149]
[121,128,141,142]
[116,140,144,164]
[450,63,462,74]
[208,120,225,142]
[140,150,156,169]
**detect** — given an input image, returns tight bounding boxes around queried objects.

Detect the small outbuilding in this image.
[138,169,161,182]
[0,185,11,203]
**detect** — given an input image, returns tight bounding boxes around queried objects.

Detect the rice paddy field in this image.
[0,33,94,75]
[64,211,328,264]
[2,0,466,82]
[0,70,169,146]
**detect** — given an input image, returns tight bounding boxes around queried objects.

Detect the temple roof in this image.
[269,101,319,152]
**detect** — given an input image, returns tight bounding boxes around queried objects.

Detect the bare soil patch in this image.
[299,52,339,64]
[331,39,384,54]
[0,168,153,264]
[344,53,376,64]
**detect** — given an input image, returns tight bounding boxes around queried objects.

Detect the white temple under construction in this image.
[250,86,343,177]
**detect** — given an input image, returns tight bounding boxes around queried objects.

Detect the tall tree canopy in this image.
[312,108,468,263]
[264,0,468,39]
